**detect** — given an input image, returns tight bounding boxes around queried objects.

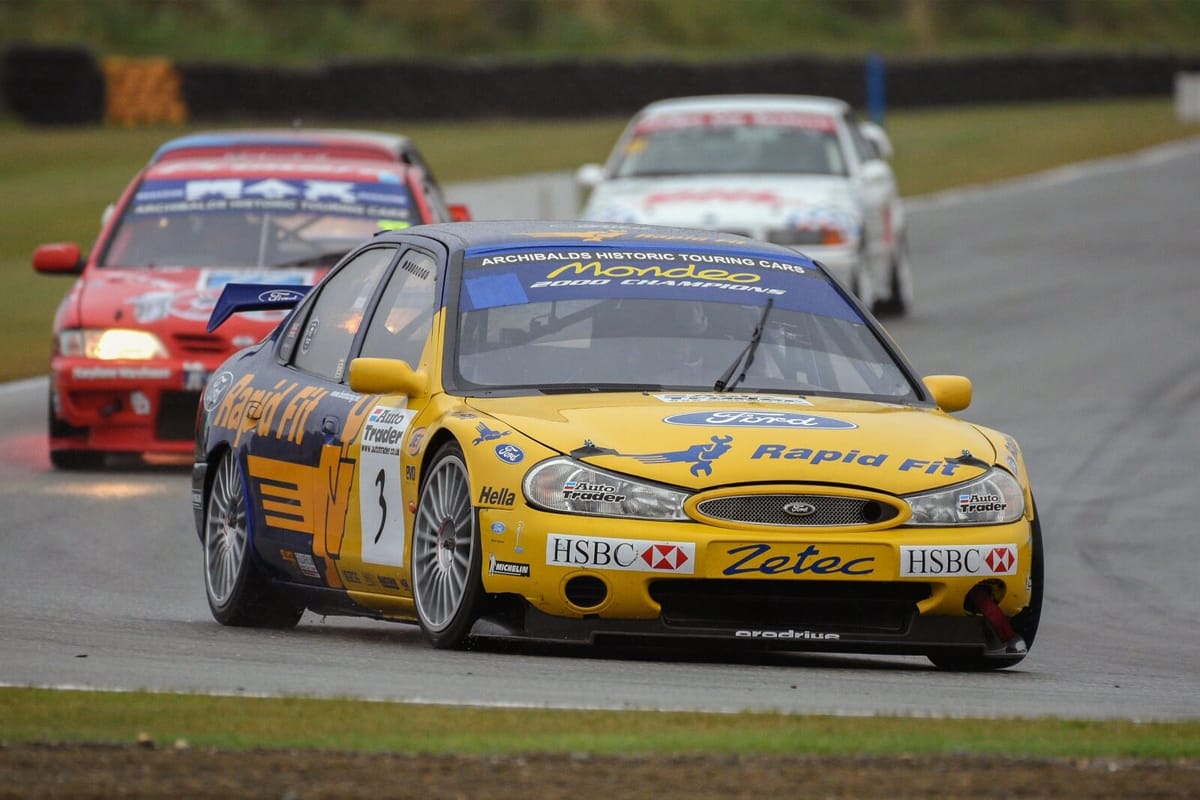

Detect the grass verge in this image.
[2,687,1199,757]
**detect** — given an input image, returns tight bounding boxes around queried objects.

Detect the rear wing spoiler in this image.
[207,283,312,332]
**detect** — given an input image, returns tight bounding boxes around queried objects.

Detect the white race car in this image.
[578,95,912,315]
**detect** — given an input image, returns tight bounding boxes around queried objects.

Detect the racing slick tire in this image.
[927,504,1044,671]
[411,440,486,649]
[203,450,304,629]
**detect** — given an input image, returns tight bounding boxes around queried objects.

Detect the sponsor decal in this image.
[734,629,841,640]
[614,434,732,478]
[472,421,509,444]
[342,570,362,584]
[359,404,417,569]
[406,427,427,456]
[257,288,306,304]
[488,554,531,577]
[958,493,1008,515]
[562,480,625,503]
[210,374,328,447]
[547,533,695,574]
[666,410,854,429]
[752,444,888,467]
[654,393,811,406]
[378,576,399,590]
[294,552,321,579]
[183,361,208,392]
[71,366,171,381]
[495,443,525,464]
[490,521,506,535]
[899,545,1018,577]
[130,390,151,416]
[721,543,875,577]
[478,485,516,507]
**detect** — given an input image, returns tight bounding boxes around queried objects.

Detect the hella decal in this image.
[547,534,695,574]
[900,545,1018,577]
[666,410,855,429]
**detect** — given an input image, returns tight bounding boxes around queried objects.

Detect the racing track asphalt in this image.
[1,139,1199,720]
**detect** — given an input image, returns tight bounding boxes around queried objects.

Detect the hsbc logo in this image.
[547,534,695,574]
[900,544,1018,577]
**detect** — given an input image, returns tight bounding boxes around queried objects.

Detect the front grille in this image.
[651,579,929,634]
[156,391,201,441]
[173,333,228,355]
[695,494,899,527]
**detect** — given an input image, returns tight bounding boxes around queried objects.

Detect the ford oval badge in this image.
[783,501,817,517]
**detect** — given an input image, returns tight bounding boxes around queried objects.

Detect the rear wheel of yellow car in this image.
[204,450,304,629]
[412,441,484,649]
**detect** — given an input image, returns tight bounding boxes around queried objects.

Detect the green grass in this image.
[2,687,1198,757]
[2,98,1199,382]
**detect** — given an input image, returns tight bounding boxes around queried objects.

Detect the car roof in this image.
[381,220,818,261]
[635,94,850,118]
[149,128,419,165]
[143,155,420,183]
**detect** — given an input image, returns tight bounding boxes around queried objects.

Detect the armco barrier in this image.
[3,44,1200,126]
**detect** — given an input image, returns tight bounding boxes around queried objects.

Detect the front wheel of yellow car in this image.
[928,504,1044,671]
[204,450,304,629]
[412,441,485,649]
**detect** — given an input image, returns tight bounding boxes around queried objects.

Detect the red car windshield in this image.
[101,177,418,269]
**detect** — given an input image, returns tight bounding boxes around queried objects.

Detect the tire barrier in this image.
[4,43,1200,126]
[1,43,105,125]
[101,56,187,126]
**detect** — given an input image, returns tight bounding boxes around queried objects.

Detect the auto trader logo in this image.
[546,534,695,574]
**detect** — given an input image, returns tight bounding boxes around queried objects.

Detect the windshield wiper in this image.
[713,298,774,392]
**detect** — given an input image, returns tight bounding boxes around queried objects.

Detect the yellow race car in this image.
[194,220,1042,670]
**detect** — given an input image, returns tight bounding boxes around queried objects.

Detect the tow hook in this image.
[968,585,1027,655]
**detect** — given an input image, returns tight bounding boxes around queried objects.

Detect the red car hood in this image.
[72,266,319,350]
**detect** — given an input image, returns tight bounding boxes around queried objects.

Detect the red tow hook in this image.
[968,585,1027,655]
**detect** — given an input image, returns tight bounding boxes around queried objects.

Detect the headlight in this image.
[903,468,1025,526]
[523,457,689,520]
[58,329,168,360]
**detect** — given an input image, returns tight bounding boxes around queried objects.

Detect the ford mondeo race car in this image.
[34,129,466,469]
[577,95,912,316]
[194,220,1042,670]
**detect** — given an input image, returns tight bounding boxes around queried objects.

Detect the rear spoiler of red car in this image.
[207,283,312,332]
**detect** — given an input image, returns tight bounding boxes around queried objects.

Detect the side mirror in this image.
[859,121,894,161]
[33,243,84,274]
[349,357,428,399]
[576,163,606,188]
[923,375,972,412]
[448,203,471,222]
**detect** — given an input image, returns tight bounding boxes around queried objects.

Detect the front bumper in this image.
[49,356,218,455]
[476,506,1034,657]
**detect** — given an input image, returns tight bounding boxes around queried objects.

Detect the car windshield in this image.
[454,247,916,401]
[100,176,419,269]
[611,111,848,178]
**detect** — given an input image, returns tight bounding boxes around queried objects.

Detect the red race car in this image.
[34,129,467,469]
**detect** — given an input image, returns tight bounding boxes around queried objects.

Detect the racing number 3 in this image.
[373,468,387,543]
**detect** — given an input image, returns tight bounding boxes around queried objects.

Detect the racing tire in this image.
[411,441,485,649]
[851,237,877,314]
[874,237,913,317]
[927,505,1044,671]
[203,450,304,629]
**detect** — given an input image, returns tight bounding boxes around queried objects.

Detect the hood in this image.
[74,266,320,350]
[465,392,996,494]
[583,175,860,237]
